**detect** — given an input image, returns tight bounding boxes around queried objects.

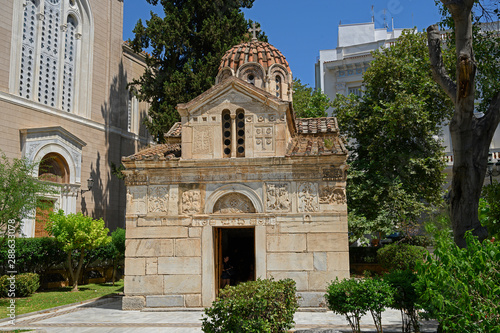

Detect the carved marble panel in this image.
[322,167,346,181]
[192,216,275,227]
[148,186,169,213]
[192,127,213,154]
[182,190,201,214]
[213,193,256,214]
[255,126,274,152]
[298,182,319,212]
[319,186,346,205]
[128,186,147,215]
[266,183,291,212]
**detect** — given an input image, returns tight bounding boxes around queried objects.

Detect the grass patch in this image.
[0,280,123,319]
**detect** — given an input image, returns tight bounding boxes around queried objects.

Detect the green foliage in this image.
[0,237,65,275]
[0,151,56,243]
[47,210,111,291]
[130,0,265,141]
[202,278,298,333]
[292,78,330,118]
[384,270,421,333]
[111,227,126,259]
[325,278,394,333]
[348,210,394,246]
[0,273,40,297]
[415,231,500,332]
[47,210,111,253]
[333,30,452,238]
[479,182,500,238]
[377,243,428,271]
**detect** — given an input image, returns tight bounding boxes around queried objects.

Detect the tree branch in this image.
[427,25,457,103]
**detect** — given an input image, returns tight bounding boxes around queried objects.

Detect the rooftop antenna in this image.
[392,17,394,31]
[371,5,374,23]
[383,9,388,29]
[339,20,342,26]
[412,12,414,27]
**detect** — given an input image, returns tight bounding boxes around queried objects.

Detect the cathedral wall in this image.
[122,158,349,309]
[0,1,13,92]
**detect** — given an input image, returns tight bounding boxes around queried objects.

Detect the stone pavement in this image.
[0,296,439,332]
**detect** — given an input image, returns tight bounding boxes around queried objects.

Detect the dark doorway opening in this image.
[214,227,255,293]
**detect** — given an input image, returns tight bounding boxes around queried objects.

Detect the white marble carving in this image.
[182,190,201,214]
[320,186,347,205]
[266,183,290,212]
[213,193,256,214]
[192,216,275,227]
[192,127,213,154]
[148,186,169,213]
[129,186,147,215]
[298,182,319,212]
[255,126,273,152]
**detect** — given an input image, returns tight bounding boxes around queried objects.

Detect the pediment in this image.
[177,77,289,117]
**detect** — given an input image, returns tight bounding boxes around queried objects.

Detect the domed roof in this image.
[219,40,291,74]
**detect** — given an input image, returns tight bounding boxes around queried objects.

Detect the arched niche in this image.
[213,193,256,214]
[38,152,70,184]
[205,184,263,214]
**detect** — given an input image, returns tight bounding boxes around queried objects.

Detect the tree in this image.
[332,30,453,238]
[46,210,111,292]
[130,0,266,141]
[292,78,330,118]
[479,182,500,238]
[0,151,55,245]
[427,0,500,247]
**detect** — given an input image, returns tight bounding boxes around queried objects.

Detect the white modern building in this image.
[315,22,404,104]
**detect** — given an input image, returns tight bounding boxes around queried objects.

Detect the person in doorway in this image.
[221,256,233,288]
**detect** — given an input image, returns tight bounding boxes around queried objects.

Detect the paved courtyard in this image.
[0,296,439,332]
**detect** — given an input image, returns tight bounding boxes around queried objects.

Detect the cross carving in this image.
[248,22,261,41]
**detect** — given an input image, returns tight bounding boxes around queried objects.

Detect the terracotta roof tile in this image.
[123,143,181,162]
[164,122,182,138]
[296,117,338,134]
[219,41,292,74]
[286,135,346,157]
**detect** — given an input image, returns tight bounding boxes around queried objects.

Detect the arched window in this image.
[222,110,232,158]
[275,76,282,98]
[14,0,92,116]
[38,152,70,184]
[236,109,245,157]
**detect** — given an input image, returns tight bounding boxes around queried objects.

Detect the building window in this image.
[247,74,255,85]
[348,86,363,97]
[236,109,245,157]
[16,0,87,114]
[275,76,281,98]
[222,110,232,158]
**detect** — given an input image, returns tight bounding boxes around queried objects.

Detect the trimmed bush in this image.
[0,273,40,297]
[0,237,65,275]
[384,269,420,333]
[377,243,427,271]
[202,278,299,333]
[325,277,393,333]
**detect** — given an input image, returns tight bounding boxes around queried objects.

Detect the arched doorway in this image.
[213,193,256,293]
[35,153,70,237]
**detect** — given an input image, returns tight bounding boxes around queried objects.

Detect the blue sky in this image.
[123,0,443,88]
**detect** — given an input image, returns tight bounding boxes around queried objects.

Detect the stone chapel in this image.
[122,35,349,309]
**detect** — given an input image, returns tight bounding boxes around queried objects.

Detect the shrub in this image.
[202,278,298,333]
[325,277,393,333]
[415,231,500,332]
[0,237,65,275]
[0,273,40,297]
[377,243,427,271]
[384,269,420,333]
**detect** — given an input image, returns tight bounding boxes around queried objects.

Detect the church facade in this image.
[122,37,349,309]
[0,0,150,234]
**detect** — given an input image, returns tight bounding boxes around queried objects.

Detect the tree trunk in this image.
[71,248,86,292]
[427,0,500,247]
